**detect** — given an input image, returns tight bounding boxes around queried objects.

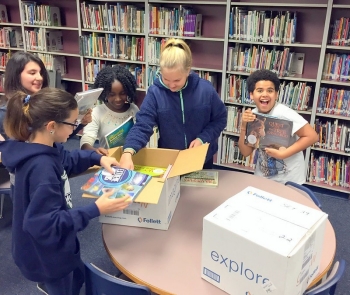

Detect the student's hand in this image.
[119,153,134,170]
[189,138,202,148]
[242,108,256,124]
[264,146,287,160]
[100,156,120,174]
[81,109,92,125]
[95,147,109,156]
[95,189,132,214]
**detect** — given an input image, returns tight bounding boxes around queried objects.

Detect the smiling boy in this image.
[238,70,318,184]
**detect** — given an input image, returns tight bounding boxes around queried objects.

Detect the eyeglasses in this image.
[57,120,79,130]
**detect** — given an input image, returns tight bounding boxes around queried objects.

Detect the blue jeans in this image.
[44,259,85,295]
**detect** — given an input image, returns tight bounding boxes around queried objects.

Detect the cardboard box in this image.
[98,144,208,230]
[201,186,328,295]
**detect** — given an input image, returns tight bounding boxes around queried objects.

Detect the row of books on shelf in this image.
[0,27,23,48]
[34,53,66,74]
[24,28,63,52]
[225,75,311,111]
[148,37,166,64]
[317,87,350,117]
[227,44,300,78]
[21,3,61,27]
[220,135,257,169]
[329,17,350,47]
[193,70,218,91]
[322,53,350,82]
[226,106,242,134]
[308,153,350,188]
[229,8,297,44]
[84,60,145,88]
[80,34,145,62]
[80,2,145,33]
[314,119,350,153]
[0,51,11,70]
[149,6,202,37]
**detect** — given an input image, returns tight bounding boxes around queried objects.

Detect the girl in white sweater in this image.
[80,65,139,155]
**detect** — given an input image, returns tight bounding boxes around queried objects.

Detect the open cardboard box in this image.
[84,144,209,230]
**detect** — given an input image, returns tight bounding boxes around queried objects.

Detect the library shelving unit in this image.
[1,0,350,195]
[307,0,350,195]
[220,0,328,177]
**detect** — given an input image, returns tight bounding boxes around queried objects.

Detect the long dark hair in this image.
[4,51,49,97]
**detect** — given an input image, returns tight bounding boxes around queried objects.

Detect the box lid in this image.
[134,144,209,204]
[168,143,209,178]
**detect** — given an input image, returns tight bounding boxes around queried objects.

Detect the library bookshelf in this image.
[0,0,350,195]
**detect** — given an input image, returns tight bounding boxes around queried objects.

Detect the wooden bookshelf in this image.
[0,0,349,194]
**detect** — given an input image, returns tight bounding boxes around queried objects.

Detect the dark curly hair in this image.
[247,69,280,93]
[93,65,137,103]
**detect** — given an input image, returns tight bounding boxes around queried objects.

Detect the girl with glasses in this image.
[0,87,131,295]
[80,65,139,155]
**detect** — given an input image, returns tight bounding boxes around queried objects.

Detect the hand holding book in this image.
[264,146,288,160]
[94,189,132,215]
[100,156,120,174]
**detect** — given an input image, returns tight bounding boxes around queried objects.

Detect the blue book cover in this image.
[104,116,134,148]
[81,166,152,201]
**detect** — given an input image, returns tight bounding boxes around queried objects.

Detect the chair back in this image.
[285,181,322,209]
[84,262,152,295]
[304,260,346,295]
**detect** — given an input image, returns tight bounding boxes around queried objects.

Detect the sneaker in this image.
[37,282,49,295]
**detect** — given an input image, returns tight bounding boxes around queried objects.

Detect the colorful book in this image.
[134,165,167,177]
[180,170,219,188]
[74,88,103,120]
[81,166,152,201]
[104,116,134,148]
[245,113,293,149]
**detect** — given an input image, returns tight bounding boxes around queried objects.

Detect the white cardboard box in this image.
[99,176,180,230]
[201,186,328,295]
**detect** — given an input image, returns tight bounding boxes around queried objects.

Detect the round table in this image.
[102,170,336,295]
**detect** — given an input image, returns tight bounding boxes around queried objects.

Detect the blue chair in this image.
[285,181,322,209]
[84,262,152,295]
[0,168,11,219]
[304,260,346,295]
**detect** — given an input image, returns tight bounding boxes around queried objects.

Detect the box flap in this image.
[134,177,164,204]
[168,143,209,178]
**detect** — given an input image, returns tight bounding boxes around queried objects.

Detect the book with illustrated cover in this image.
[134,165,167,177]
[180,170,219,188]
[0,5,9,23]
[245,113,293,149]
[75,88,103,120]
[81,166,152,201]
[50,7,61,27]
[105,116,134,148]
